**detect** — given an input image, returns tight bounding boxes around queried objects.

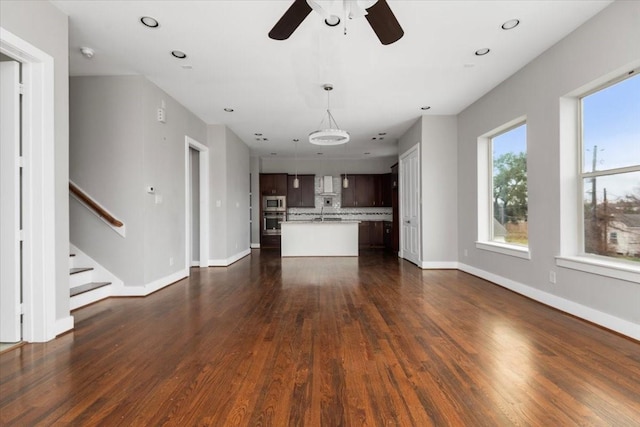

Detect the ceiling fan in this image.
[269,0,404,45]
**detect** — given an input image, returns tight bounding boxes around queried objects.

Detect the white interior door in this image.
[400,145,421,266]
[1,61,22,342]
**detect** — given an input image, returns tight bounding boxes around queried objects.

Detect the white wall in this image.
[250,157,261,246]
[207,124,251,263]
[225,128,250,257]
[457,1,640,330]
[70,76,207,288]
[1,0,70,324]
[398,116,458,266]
[261,156,397,175]
[421,116,458,265]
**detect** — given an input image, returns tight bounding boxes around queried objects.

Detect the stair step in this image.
[70,267,93,275]
[70,282,111,297]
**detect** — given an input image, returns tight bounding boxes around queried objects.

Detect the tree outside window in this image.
[491,124,528,245]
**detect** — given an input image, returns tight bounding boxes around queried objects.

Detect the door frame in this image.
[398,143,421,265]
[1,28,57,342]
[184,136,209,271]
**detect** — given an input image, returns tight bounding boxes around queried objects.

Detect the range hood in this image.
[320,175,337,196]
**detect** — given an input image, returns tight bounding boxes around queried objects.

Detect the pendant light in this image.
[309,84,350,146]
[343,139,349,188]
[293,139,300,188]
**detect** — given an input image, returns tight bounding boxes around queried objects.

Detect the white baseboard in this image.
[114,269,188,297]
[420,261,459,269]
[209,248,251,267]
[250,243,260,249]
[458,263,640,341]
[191,260,200,267]
[55,316,74,336]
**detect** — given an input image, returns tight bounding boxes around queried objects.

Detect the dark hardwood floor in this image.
[1,250,639,426]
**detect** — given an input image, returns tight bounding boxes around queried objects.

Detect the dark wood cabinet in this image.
[383,221,393,251]
[370,221,384,247]
[341,174,393,207]
[379,173,392,207]
[260,234,281,249]
[390,163,399,254]
[341,174,377,207]
[260,174,287,195]
[358,221,370,247]
[287,175,315,208]
[358,221,385,248]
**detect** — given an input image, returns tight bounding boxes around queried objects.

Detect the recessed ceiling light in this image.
[140,16,159,28]
[293,138,299,142]
[263,138,269,141]
[171,50,187,59]
[255,138,261,141]
[378,132,386,136]
[364,152,371,155]
[223,108,234,112]
[501,19,520,30]
[379,137,384,140]
[254,133,262,136]
[475,48,490,56]
[420,106,431,110]
[372,137,377,140]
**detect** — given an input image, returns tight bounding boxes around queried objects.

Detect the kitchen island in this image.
[281,220,359,257]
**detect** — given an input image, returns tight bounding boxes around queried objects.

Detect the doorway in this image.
[1,28,57,342]
[0,58,22,347]
[184,136,209,271]
[399,144,421,266]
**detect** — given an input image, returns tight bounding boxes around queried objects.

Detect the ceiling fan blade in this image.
[269,0,313,40]
[364,0,404,45]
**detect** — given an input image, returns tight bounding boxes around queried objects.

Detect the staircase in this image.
[69,253,112,310]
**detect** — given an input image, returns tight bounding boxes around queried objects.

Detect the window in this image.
[491,123,528,246]
[477,118,529,259]
[580,72,640,263]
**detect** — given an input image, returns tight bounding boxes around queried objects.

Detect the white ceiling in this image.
[52,0,612,159]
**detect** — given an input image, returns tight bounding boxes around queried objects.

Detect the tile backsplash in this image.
[287,176,392,221]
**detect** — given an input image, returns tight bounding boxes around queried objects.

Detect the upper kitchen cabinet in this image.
[379,173,392,207]
[341,174,390,207]
[260,173,287,195]
[287,175,315,208]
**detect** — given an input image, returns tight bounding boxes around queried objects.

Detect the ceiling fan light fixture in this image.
[324,15,341,27]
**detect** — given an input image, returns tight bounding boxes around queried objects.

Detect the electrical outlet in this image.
[549,271,556,284]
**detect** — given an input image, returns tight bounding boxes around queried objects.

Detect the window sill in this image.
[556,256,640,284]
[475,241,531,260]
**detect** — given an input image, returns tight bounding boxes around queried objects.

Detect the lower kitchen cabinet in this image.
[261,234,281,249]
[359,221,385,249]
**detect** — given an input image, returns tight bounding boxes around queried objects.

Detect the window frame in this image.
[557,67,640,283]
[578,72,640,263]
[476,116,531,259]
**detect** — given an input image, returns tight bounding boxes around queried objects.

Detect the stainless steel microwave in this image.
[263,195,286,212]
